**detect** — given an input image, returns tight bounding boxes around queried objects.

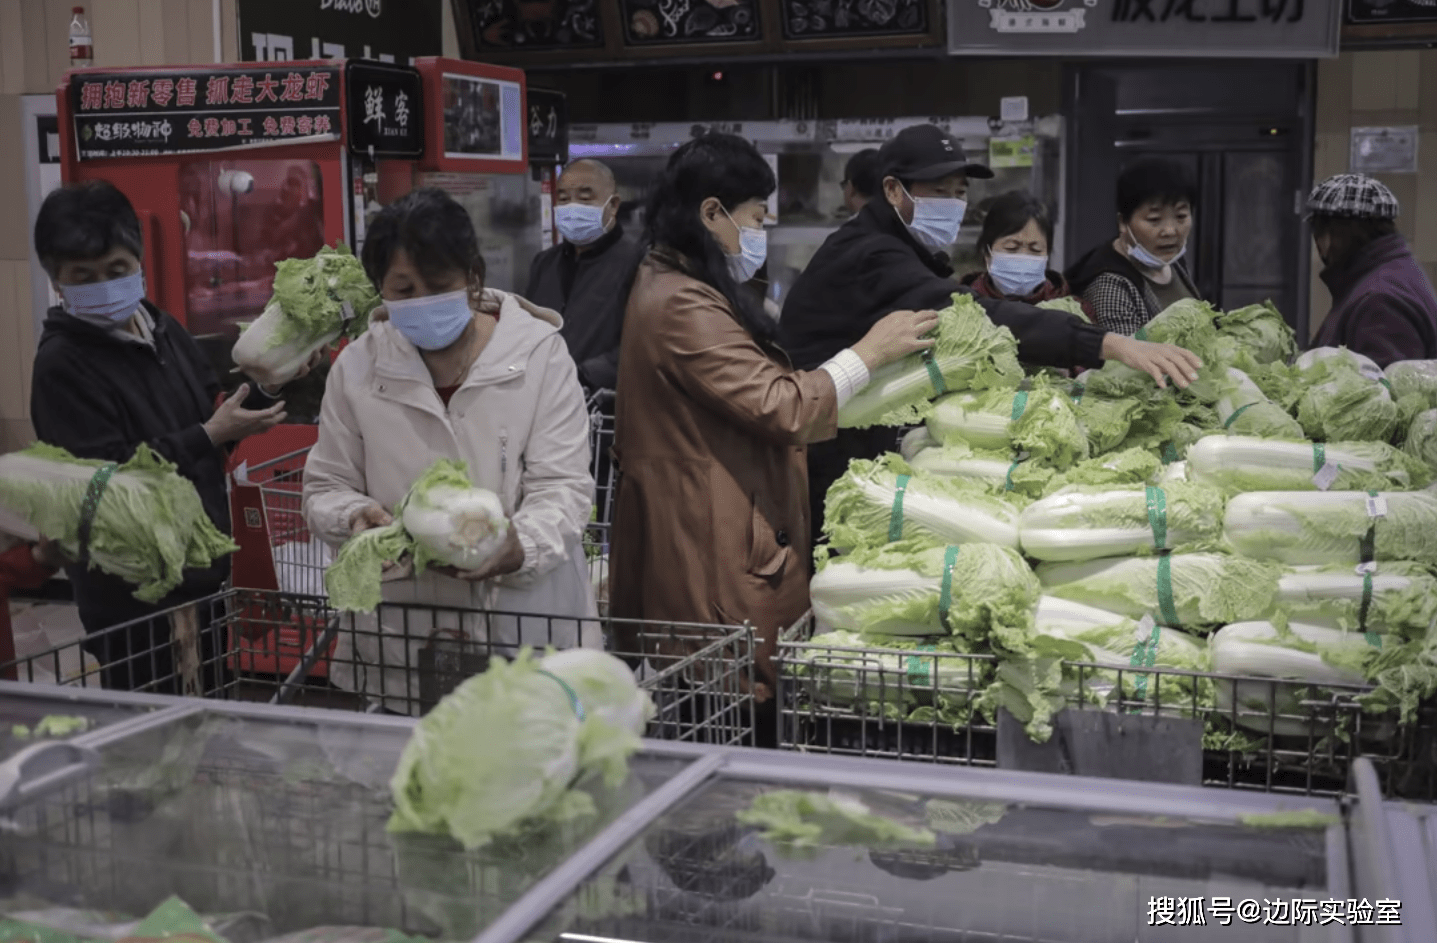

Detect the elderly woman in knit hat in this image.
[1308,173,1437,367]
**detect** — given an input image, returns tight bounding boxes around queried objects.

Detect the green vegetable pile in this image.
[808,295,1437,749]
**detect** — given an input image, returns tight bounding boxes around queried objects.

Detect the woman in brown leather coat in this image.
[609,133,936,741]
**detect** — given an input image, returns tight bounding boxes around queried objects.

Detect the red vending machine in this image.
[54,56,530,680]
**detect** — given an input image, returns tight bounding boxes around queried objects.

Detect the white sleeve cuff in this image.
[819,349,871,409]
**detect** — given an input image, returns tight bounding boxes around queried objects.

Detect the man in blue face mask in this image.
[780,124,1206,562]
[27,180,315,692]
[526,159,646,399]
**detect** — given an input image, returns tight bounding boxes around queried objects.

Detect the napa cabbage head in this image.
[0,442,237,603]
[1092,299,1225,403]
[1404,409,1437,472]
[812,538,1040,653]
[231,244,382,387]
[837,294,1023,429]
[1296,368,1399,444]
[823,453,1023,551]
[1214,367,1305,441]
[928,379,1089,470]
[1036,552,1282,628]
[1214,301,1297,370]
[1038,296,1091,323]
[389,649,587,850]
[909,441,1055,501]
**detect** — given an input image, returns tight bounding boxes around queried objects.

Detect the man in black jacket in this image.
[526,159,644,524]
[780,124,1204,555]
[526,159,645,394]
[29,180,309,692]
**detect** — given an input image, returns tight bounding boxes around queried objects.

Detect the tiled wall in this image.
[0,0,458,452]
[1311,49,1437,341]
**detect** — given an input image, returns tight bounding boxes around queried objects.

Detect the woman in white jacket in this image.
[303,187,599,714]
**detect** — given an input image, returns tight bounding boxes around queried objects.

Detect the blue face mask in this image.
[60,271,146,325]
[723,207,768,283]
[988,252,1049,298]
[901,184,967,251]
[554,200,612,246]
[386,289,474,351]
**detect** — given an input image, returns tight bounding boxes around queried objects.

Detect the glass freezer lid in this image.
[0,687,162,761]
[1,707,697,941]
[512,777,1341,943]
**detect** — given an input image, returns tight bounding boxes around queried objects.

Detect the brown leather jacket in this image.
[609,251,838,695]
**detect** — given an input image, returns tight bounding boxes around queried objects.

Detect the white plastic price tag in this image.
[1311,462,1340,491]
[1136,613,1156,640]
[1355,561,1378,575]
[1366,494,1388,519]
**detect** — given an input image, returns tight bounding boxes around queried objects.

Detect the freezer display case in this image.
[0,683,1430,943]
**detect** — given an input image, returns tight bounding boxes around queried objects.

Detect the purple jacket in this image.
[1313,233,1437,368]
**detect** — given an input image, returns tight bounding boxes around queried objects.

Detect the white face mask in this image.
[722,207,767,283]
[1124,228,1186,269]
[900,184,966,251]
[988,252,1049,298]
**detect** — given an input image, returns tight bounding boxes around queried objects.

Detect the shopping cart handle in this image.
[0,740,100,811]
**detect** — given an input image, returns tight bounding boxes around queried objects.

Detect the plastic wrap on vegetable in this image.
[1017,482,1226,563]
[1036,552,1282,629]
[231,244,381,388]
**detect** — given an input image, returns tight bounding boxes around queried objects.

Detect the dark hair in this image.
[34,180,144,277]
[977,190,1054,258]
[1311,214,1398,272]
[361,187,486,289]
[843,149,881,199]
[645,132,777,341]
[1117,159,1197,221]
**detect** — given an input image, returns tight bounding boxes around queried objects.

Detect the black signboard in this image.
[238,0,442,64]
[621,0,762,44]
[466,0,603,50]
[527,89,568,166]
[36,114,60,164]
[70,66,342,160]
[1347,0,1437,24]
[345,60,424,158]
[782,0,929,38]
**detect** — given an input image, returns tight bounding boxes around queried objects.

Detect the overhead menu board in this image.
[463,0,604,50]
[781,0,929,38]
[620,0,763,44]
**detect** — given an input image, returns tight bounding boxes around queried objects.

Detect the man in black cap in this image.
[781,123,1204,557]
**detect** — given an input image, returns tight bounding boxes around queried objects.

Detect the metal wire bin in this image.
[775,629,1437,800]
[1,588,758,746]
[1,705,698,941]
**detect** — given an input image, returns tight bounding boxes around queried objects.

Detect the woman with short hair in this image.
[1067,158,1203,335]
[962,190,1094,320]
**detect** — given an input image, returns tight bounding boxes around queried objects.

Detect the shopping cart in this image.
[774,620,1437,800]
[1,587,763,746]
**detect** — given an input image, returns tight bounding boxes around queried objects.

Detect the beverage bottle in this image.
[69,7,92,68]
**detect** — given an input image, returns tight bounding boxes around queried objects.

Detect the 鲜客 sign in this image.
[69,65,342,160]
[345,60,424,158]
[947,0,1341,57]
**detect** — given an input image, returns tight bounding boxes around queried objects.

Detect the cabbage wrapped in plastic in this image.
[231,244,381,388]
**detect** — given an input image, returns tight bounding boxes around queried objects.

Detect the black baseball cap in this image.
[879,124,994,183]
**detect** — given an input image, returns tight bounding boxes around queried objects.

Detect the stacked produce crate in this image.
[787,295,1437,793]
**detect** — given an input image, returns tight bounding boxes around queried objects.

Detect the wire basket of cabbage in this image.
[232,244,382,388]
